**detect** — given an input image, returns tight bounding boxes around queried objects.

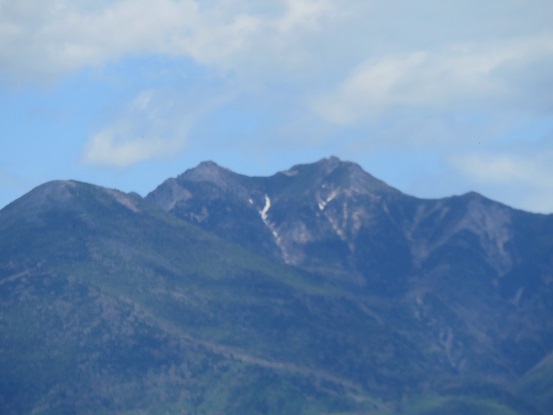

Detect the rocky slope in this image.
[1,157,552,414]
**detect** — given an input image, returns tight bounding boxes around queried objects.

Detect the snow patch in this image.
[281,169,298,176]
[318,190,338,211]
[260,195,271,222]
[257,194,290,263]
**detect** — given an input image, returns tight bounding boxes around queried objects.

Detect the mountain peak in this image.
[177,160,241,188]
[180,160,228,179]
[291,157,401,196]
[1,180,78,215]
[315,155,342,170]
[0,180,145,221]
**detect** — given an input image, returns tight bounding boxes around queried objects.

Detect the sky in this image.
[1,0,553,213]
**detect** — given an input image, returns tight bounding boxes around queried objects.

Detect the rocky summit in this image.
[1,157,553,415]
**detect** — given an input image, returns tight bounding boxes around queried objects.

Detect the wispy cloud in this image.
[452,152,552,185]
[312,35,553,124]
[83,130,185,168]
[0,1,186,79]
[0,0,338,82]
[451,146,553,212]
[82,89,189,167]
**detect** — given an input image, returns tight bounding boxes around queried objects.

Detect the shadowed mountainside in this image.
[1,157,552,414]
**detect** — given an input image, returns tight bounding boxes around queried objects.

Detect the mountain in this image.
[1,157,553,414]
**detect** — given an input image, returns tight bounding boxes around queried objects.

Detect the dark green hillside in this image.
[2,159,553,414]
[0,180,405,414]
[0,181,364,414]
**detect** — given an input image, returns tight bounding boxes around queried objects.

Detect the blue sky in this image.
[1,0,553,212]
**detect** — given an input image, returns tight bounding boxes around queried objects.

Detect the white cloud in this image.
[0,0,196,79]
[0,0,338,81]
[83,129,185,167]
[312,35,553,124]
[1,0,551,89]
[451,150,553,213]
[452,153,545,184]
[274,0,333,33]
[82,89,190,167]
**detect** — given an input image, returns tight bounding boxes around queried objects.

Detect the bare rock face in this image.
[146,157,517,289]
[146,157,553,389]
[146,157,406,274]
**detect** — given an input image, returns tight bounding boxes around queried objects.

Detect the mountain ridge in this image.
[1,157,552,414]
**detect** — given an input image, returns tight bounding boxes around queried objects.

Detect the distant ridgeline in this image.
[1,157,552,415]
